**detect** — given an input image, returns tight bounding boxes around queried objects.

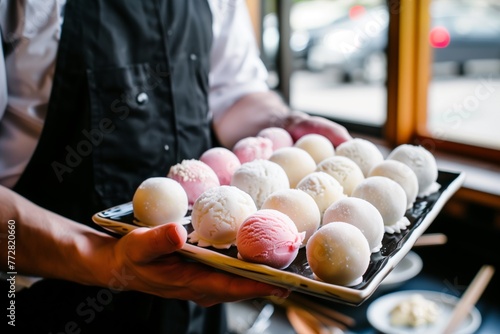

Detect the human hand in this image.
[285,111,352,148]
[110,223,290,307]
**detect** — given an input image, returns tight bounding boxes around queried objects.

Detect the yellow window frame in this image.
[386,0,500,164]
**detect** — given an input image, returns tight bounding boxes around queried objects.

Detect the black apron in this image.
[10,1,225,333]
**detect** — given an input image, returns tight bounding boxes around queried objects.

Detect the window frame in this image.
[387,0,500,164]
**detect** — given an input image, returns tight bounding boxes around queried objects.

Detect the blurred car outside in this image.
[305,1,500,83]
[261,0,384,71]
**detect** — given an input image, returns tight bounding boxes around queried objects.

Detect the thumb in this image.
[126,223,187,264]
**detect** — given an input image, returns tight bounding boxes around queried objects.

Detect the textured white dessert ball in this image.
[387,144,439,197]
[132,177,188,226]
[296,171,346,218]
[262,188,321,246]
[294,134,335,164]
[352,176,410,234]
[336,138,384,177]
[316,156,365,196]
[189,186,257,249]
[323,197,384,253]
[269,147,317,188]
[257,127,294,150]
[231,159,290,208]
[306,222,371,286]
[369,160,419,209]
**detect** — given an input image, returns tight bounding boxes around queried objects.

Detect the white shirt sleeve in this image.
[0,0,63,188]
[208,0,269,122]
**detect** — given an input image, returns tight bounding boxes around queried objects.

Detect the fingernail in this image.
[271,288,291,299]
[166,225,182,247]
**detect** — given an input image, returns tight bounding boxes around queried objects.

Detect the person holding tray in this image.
[0,1,351,333]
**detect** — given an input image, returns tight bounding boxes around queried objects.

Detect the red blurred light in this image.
[349,5,366,20]
[429,26,450,48]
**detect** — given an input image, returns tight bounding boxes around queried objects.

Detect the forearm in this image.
[212,91,352,149]
[0,185,115,287]
[213,91,292,148]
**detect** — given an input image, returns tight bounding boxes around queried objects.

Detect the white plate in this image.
[380,251,423,290]
[367,290,482,334]
[93,171,464,305]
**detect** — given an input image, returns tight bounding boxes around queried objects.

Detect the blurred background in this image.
[260,0,500,149]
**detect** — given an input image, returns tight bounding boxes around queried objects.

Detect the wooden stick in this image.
[443,265,495,334]
[413,233,448,247]
[286,306,325,334]
[289,293,356,327]
[282,297,348,331]
[311,310,347,332]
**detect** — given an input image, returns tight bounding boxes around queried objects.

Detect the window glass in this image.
[426,0,500,150]
[281,0,388,126]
